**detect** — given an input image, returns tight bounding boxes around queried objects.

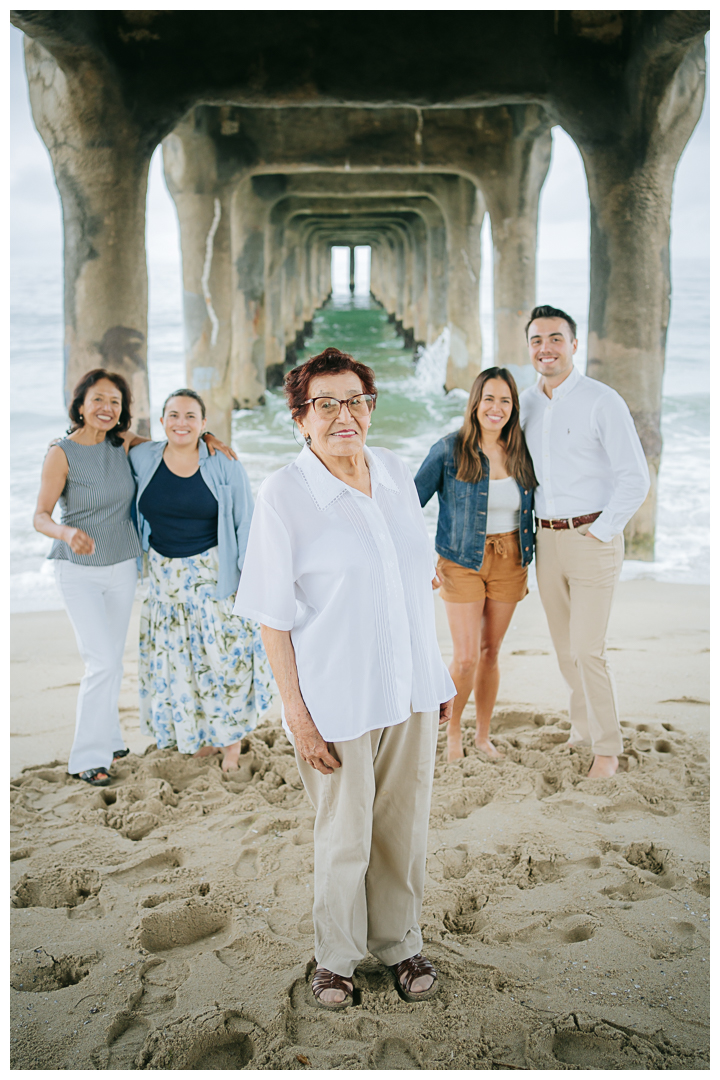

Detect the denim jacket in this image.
[414,432,534,571]
[129,440,254,600]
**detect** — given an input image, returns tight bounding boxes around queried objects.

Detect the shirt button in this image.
[523,529,528,533]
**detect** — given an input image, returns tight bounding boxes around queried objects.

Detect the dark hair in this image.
[162,388,207,419]
[525,304,577,341]
[68,368,132,447]
[454,367,537,489]
[284,347,377,419]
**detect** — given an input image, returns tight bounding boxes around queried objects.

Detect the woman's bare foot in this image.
[587,754,618,778]
[474,737,504,759]
[193,746,220,758]
[446,727,464,762]
[221,741,242,772]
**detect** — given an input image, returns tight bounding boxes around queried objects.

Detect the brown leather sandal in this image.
[311,964,354,1009]
[390,953,439,1002]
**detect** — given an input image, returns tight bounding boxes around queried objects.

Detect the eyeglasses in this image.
[302,394,376,419]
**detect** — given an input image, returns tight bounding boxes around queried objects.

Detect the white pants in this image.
[54,558,138,774]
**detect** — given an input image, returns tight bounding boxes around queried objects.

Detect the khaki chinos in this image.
[290,709,439,979]
[535,521,624,756]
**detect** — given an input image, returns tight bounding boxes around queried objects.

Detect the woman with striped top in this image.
[33,369,232,786]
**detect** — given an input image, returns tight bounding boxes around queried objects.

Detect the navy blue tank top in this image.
[139,459,218,558]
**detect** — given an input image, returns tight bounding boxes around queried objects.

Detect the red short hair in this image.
[284,347,377,418]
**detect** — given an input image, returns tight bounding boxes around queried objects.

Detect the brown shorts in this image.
[437,532,529,604]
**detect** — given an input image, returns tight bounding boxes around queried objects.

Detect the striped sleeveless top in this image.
[48,437,142,566]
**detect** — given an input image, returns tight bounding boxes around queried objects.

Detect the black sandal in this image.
[390,953,439,1002]
[75,768,111,787]
[113,749,130,761]
[311,963,354,1009]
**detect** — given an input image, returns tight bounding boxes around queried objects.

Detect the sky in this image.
[10,24,710,274]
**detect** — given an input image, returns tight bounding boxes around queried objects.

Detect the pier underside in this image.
[12,9,708,555]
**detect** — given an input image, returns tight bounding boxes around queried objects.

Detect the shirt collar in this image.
[296,444,398,510]
[534,364,580,402]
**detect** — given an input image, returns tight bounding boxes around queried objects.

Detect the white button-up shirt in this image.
[519,366,650,542]
[233,444,455,742]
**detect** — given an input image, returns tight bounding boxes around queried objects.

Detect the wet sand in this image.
[10,581,709,1069]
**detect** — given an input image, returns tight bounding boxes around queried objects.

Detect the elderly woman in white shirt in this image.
[234,346,455,1009]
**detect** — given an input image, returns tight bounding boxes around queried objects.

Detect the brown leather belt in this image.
[538,512,601,530]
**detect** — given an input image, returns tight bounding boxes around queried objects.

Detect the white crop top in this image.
[486,476,520,535]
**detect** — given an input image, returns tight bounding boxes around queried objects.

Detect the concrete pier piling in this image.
[13,10,708,554]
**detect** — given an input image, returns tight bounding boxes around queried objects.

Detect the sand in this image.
[10,582,709,1070]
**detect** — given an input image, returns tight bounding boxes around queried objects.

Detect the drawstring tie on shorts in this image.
[486,535,509,558]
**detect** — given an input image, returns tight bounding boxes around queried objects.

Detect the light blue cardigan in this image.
[129,440,254,600]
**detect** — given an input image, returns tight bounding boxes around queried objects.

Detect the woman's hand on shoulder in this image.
[123,430,151,452]
[203,432,238,461]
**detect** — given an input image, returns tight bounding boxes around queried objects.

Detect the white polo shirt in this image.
[520,367,650,542]
[233,444,455,742]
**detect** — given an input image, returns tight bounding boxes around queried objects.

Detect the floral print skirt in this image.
[139,546,274,753]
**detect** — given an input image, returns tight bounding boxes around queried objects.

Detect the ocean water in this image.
[10,257,709,612]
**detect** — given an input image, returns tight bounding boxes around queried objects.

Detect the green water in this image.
[231,297,468,496]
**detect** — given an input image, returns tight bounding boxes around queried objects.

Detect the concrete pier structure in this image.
[13,10,708,555]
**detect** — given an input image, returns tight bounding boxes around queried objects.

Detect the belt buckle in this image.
[551,518,561,531]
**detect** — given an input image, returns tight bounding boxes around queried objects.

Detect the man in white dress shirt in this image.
[520,305,650,778]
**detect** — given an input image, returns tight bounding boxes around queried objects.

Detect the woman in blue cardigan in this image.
[130,389,273,771]
[415,368,536,762]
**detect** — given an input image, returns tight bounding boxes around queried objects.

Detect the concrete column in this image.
[349,245,356,294]
[577,44,706,559]
[440,177,486,391]
[409,218,429,347]
[24,39,153,433]
[162,112,234,441]
[228,175,280,405]
[476,106,552,379]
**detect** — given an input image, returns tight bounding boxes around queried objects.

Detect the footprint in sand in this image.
[649,920,698,959]
[371,1036,423,1070]
[600,874,665,902]
[443,890,488,935]
[138,897,232,953]
[622,841,677,888]
[10,845,33,862]
[12,867,101,909]
[134,1010,255,1070]
[436,844,471,879]
[691,872,709,897]
[11,947,96,991]
[140,882,210,909]
[550,1028,658,1069]
[297,912,314,936]
[535,771,564,799]
[496,912,598,948]
[106,849,183,884]
[234,847,259,879]
[106,1012,152,1070]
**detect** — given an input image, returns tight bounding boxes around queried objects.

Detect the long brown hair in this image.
[454,367,537,488]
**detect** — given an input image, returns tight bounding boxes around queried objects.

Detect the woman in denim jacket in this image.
[415,367,536,762]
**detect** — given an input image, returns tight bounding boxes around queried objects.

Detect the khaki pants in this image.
[291,709,439,978]
[535,524,624,756]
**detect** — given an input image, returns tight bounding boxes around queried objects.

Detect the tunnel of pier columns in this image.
[12,9,708,557]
